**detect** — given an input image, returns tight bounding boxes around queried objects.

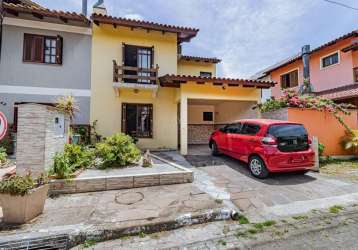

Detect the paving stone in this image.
[106,176,133,190]
[134,174,160,188]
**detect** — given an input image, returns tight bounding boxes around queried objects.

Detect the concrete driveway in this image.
[157,149,358,221]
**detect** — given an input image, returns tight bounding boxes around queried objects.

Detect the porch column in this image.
[180,96,188,155]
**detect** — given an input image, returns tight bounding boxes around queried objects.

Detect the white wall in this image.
[188,105,215,124]
[214,101,258,124]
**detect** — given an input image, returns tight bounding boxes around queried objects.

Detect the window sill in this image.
[22,61,62,66]
[320,62,340,70]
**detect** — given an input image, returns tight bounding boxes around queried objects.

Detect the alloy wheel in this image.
[250,159,262,176]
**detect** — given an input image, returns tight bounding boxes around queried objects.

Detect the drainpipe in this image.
[299,45,314,94]
[82,0,87,16]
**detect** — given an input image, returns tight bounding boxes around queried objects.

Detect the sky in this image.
[36,0,358,79]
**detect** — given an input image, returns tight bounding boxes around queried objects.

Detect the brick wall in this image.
[188,124,215,144]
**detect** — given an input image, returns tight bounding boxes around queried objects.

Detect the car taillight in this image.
[261,136,277,145]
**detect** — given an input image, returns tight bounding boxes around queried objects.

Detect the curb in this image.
[0,208,235,249]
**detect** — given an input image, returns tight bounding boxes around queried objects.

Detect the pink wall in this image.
[270,37,356,97]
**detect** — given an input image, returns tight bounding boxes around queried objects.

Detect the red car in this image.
[209,119,315,178]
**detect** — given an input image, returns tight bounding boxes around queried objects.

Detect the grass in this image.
[83,239,97,248]
[262,220,276,227]
[233,214,250,224]
[217,239,227,246]
[138,231,147,238]
[292,215,308,220]
[329,205,344,214]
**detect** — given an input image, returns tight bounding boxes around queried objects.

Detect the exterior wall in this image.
[270,37,356,97]
[16,104,69,177]
[353,50,358,68]
[177,60,216,76]
[260,108,289,120]
[188,105,215,124]
[215,101,258,124]
[90,24,179,150]
[0,20,92,124]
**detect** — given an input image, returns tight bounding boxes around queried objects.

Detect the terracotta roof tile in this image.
[179,55,221,64]
[159,74,276,89]
[91,13,199,42]
[316,84,358,100]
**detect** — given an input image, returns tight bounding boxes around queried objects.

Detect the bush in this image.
[341,131,358,153]
[318,143,325,156]
[49,144,94,179]
[0,147,7,165]
[0,173,48,196]
[95,133,141,168]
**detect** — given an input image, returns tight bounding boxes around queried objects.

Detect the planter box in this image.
[0,184,49,224]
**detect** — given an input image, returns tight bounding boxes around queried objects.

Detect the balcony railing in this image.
[354,67,358,82]
[113,60,159,84]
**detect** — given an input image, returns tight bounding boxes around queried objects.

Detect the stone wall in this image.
[188,124,214,144]
[260,108,288,120]
[16,104,69,177]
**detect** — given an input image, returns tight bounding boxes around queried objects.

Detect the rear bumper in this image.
[262,147,315,172]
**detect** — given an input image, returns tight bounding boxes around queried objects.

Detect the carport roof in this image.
[159,74,276,88]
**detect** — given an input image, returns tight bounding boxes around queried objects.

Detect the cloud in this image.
[123,14,143,21]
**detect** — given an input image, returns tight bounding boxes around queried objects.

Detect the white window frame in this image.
[320,50,340,70]
[279,67,300,89]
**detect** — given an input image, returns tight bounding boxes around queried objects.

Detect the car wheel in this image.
[211,141,220,156]
[249,156,269,179]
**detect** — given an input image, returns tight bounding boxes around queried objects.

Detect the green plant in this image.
[49,144,94,179]
[292,215,308,220]
[0,173,48,196]
[329,205,344,214]
[95,133,141,168]
[341,130,358,153]
[0,147,7,165]
[262,220,276,227]
[83,239,97,248]
[232,214,249,224]
[0,124,14,155]
[318,143,325,156]
[138,231,146,238]
[55,95,79,120]
[217,239,227,246]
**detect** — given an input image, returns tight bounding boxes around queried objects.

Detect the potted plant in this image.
[0,173,49,224]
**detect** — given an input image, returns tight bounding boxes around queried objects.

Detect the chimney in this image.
[93,0,107,15]
[302,45,310,81]
[82,0,87,16]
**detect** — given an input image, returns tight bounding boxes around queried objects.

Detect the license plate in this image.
[291,156,305,163]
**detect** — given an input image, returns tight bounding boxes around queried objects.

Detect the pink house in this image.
[258,30,358,107]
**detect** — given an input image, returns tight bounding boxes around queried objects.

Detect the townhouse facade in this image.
[0,0,92,128]
[89,3,274,155]
[256,30,358,107]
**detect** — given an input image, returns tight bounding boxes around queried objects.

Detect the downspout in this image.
[299,45,314,95]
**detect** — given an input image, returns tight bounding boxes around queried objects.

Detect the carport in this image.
[187,99,257,155]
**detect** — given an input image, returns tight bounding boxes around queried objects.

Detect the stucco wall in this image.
[0,24,91,124]
[215,101,258,124]
[270,37,356,97]
[188,105,215,124]
[177,60,216,76]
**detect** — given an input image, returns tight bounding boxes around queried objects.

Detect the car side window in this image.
[241,123,260,135]
[225,123,242,134]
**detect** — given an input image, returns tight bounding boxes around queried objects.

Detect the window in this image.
[23,34,63,64]
[222,123,242,134]
[203,111,213,121]
[354,67,358,82]
[321,52,339,68]
[280,69,298,89]
[200,71,212,78]
[122,103,153,138]
[241,123,261,135]
[123,44,154,84]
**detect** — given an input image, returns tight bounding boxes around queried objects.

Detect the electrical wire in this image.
[323,0,358,11]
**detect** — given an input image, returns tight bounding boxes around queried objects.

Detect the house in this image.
[0,0,92,129]
[255,29,358,107]
[89,2,275,155]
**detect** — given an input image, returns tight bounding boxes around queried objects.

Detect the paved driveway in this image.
[157,150,358,221]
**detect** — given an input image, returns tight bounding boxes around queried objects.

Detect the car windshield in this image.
[267,124,307,138]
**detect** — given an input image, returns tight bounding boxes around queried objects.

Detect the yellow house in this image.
[90,5,275,155]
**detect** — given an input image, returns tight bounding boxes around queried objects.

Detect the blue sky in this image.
[36,0,358,78]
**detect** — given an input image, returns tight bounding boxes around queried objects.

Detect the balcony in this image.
[112,60,159,97]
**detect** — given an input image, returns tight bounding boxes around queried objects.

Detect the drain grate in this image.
[0,234,68,250]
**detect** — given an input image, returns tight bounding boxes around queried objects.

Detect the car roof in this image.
[236,119,301,126]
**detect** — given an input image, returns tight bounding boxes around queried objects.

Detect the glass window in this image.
[241,123,261,135]
[200,71,212,78]
[224,123,242,134]
[203,112,213,121]
[267,124,307,138]
[44,37,57,64]
[122,103,153,138]
[322,52,339,68]
[280,70,298,89]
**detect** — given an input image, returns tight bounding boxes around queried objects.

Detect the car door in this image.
[227,123,243,157]
[239,123,261,162]
[216,124,237,152]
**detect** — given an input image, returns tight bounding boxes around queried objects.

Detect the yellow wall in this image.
[178,60,216,76]
[188,105,215,124]
[90,24,179,149]
[215,101,258,124]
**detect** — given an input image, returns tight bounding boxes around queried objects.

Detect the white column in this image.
[180,96,188,155]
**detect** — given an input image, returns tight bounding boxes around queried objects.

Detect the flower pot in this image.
[0,184,49,224]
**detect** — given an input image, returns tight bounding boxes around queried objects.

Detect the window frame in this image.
[279,68,299,89]
[320,51,340,69]
[121,103,153,138]
[353,67,358,82]
[203,111,213,122]
[200,71,212,78]
[22,33,63,65]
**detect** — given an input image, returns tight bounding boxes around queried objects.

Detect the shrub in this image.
[341,131,358,153]
[318,143,325,156]
[0,147,7,165]
[49,144,94,179]
[55,95,79,120]
[95,133,141,168]
[0,173,48,196]
[0,125,14,155]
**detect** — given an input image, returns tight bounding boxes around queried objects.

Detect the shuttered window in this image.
[23,34,63,64]
[280,69,298,89]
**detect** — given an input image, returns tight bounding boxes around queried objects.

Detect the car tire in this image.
[210,141,220,156]
[249,156,269,179]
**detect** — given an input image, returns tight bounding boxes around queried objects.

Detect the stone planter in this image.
[0,184,49,224]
